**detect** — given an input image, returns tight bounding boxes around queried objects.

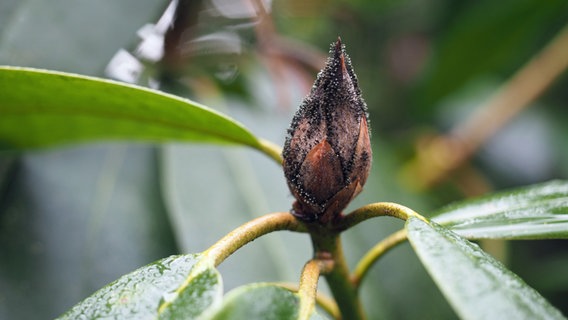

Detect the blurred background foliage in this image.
[1,0,567,319]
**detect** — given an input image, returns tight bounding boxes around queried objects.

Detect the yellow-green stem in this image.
[310,229,366,320]
[298,259,334,320]
[258,138,283,165]
[204,211,306,267]
[352,229,408,289]
[158,212,306,314]
[275,282,340,319]
[337,202,426,231]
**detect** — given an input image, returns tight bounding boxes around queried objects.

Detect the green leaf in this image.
[158,266,223,319]
[0,3,177,318]
[204,283,325,320]
[406,217,565,320]
[0,67,262,150]
[432,180,568,239]
[57,254,222,319]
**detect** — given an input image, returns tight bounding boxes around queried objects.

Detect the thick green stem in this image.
[310,229,366,320]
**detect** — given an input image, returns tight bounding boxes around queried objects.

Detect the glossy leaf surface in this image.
[158,266,223,319]
[0,2,177,318]
[57,254,222,319]
[204,283,322,320]
[407,217,565,320]
[433,180,568,239]
[0,67,261,150]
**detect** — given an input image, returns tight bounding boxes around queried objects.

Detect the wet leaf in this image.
[433,180,568,239]
[406,217,565,320]
[57,254,222,319]
[204,283,326,320]
[0,67,262,151]
[157,266,223,319]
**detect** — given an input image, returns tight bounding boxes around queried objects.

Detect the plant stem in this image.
[310,228,366,320]
[258,138,283,165]
[158,212,306,315]
[204,211,306,267]
[275,282,340,319]
[302,203,428,319]
[298,259,334,320]
[337,202,426,231]
[298,260,321,319]
[403,23,568,190]
[352,229,408,288]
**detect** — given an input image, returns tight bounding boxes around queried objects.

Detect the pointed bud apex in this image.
[283,38,372,224]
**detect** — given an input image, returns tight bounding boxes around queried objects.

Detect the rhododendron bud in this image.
[283,38,372,224]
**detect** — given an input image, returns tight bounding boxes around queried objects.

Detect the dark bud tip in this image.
[282,39,372,224]
[335,37,343,54]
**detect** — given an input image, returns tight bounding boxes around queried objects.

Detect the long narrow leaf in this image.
[0,67,261,150]
[406,217,565,320]
[433,180,568,239]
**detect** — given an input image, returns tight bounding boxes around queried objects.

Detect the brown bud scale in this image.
[283,38,372,224]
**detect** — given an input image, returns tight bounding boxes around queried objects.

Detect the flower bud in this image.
[283,38,372,224]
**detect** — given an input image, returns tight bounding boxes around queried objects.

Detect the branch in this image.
[298,259,334,320]
[258,138,283,165]
[275,282,340,319]
[337,202,426,231]
[403,23,568,190]
[352,229,408,288]
[204,212,306,267]
[309,231,366,320]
